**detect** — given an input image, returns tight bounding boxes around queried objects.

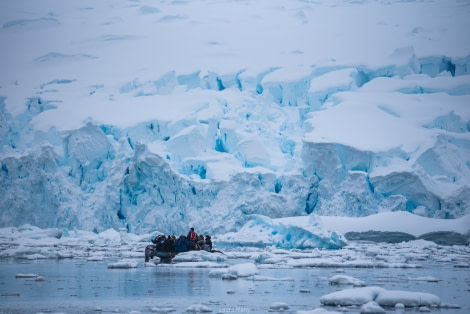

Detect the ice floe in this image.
[320,286,441,308]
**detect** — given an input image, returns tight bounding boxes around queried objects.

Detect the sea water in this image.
[0,256,469,313]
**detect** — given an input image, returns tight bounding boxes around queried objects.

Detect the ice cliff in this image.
[0,0,469,235]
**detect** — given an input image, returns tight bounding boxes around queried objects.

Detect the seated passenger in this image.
[156,235,166,251]
[175,236,189,252]
[204,235,213,252]
[197,234,205,248]
[161,236,175,252]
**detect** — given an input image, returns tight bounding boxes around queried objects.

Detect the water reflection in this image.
[0,259,469,313]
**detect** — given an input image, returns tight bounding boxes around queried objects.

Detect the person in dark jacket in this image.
[204,235,213,251]
[175,236,189,252]
[154,235,166,251]
[161,236,175,252]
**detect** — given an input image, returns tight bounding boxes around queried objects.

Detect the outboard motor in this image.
[145,244,156,262]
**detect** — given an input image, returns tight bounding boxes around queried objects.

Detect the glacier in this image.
[0,0,470,236]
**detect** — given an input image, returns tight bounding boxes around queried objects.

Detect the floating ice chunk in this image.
[186,303,212,312]
[439,303,461,309]
[376,290,440,307]
[320,287,386,306]
[408,276,440,282]
[228,263,258,277]
[57,251,74,259]
[208,269,229,278]
[360,301,385,314]
[26,254,47,260]
[269,302,289,311]
[150,307,175,313]
[172,261,225,268]
[375,262,422,268]
[87,256,104,262]
[172,250,227,263]
[250,275,294,281]
[287,258,374,268]
[322,286,442,308]
[328,275,366,287]
[208,262,258,279]
[107,260,138,269]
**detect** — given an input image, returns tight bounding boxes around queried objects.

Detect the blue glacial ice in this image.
[0,0,470,240]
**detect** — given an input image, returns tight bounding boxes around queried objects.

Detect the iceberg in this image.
[215,214,346,249]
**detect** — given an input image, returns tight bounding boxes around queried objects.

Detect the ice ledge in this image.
[320,211,470,238]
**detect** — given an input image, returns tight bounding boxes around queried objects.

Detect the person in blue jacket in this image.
[175,235,190,252]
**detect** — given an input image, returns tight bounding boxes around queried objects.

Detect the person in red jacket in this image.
[187,227,198,250]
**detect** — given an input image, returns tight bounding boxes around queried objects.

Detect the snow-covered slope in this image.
[1,0,469,235]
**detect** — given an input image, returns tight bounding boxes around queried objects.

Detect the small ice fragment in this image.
[222,273,238,280]
[107,260,138,269]
[270,302,289,310]
[328,274,366,286]
[151,307,174,312]
[439,303,461,309]
[87,256,104,261]
[186,304,212,312]
[408,276,440,282]
[361,301,385,314]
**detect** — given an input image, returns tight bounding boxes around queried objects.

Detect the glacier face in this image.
[0,0,470,235]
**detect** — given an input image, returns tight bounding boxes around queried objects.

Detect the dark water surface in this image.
[0,258,469,313]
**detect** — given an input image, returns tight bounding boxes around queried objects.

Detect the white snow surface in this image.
[0,0,469,237]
